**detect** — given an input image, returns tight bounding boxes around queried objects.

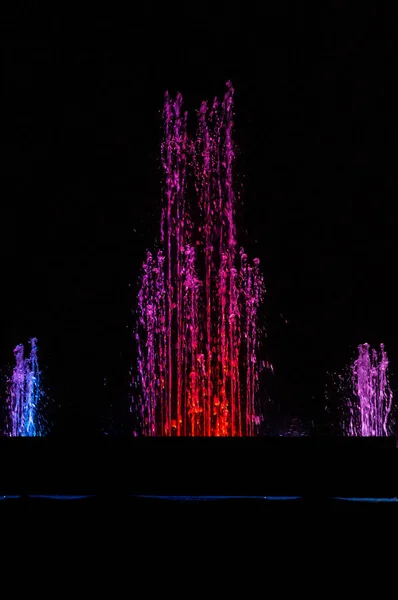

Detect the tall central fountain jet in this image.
[135,83,265,436]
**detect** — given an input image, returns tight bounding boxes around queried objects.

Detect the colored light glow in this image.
[348,343,393,436]
[135,83,265,436]
[2,496,398,502]
[334,497,398,503]
[7,338,43,437]
[132,495,303,501]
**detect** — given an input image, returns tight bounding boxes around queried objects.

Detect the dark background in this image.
[1,4,397,434]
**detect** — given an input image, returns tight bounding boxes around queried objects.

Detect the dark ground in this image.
[3,497,391,589]
[2,496,398,565]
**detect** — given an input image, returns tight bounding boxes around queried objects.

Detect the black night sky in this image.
[1,5,397,435]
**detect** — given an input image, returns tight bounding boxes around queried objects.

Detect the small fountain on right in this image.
[347,343,393,437]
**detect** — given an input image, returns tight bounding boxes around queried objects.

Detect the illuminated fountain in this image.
[6,338,43,437]
[348,343,393,437]
[135,83,265,436]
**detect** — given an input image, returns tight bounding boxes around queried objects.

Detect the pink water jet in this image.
[135,83,265,436]
[349,343,393,436]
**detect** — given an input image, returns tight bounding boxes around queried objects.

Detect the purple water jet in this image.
[349,343,393,437]
[135,83,266,436]
[7,338,42,437]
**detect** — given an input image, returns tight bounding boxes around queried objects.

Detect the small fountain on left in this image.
[5,338,43,437]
